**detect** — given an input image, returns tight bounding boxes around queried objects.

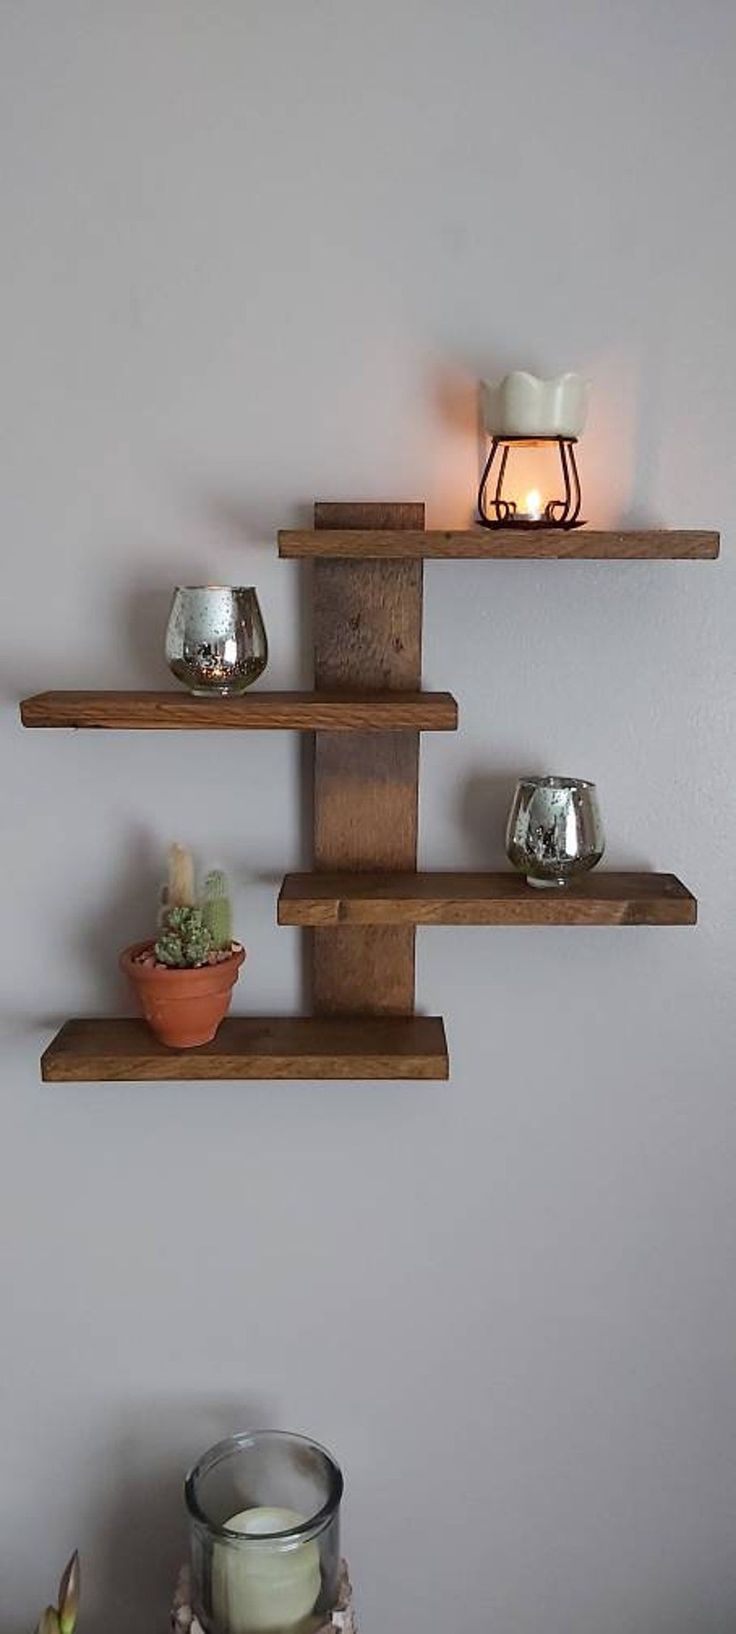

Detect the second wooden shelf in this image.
[20,690,458,732]
[278,871,697,926]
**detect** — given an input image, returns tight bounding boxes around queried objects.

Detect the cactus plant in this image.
[122,847,243,1046]
[128,847,238,970]
[202,868,233,951]
[155,905,213,968]
[154,865,234,968]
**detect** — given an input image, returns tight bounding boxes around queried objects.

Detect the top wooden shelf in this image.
[279,528,719,560]
[20,690,458,732]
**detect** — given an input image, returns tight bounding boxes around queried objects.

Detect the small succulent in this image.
[155,905,213,968]
[36,1551,80,1634]
[152,848,235,966]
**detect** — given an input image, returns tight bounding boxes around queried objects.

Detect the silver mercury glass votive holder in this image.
[506,775,605,888]
[166,586,268,696]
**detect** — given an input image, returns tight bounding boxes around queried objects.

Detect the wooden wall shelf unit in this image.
[279,528,720,560]
[278,871,697,927]
[25,500,709,1083]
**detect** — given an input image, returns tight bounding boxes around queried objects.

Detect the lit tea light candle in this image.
[213,1507,321,1634]
[523,488,542,522]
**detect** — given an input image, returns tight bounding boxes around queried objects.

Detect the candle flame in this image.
[525,488,542,521]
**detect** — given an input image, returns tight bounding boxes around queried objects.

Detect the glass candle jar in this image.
[166,586,268,696]
[185,1432,343,1634]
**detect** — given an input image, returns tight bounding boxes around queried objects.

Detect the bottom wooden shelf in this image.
[41,1016,449,1083]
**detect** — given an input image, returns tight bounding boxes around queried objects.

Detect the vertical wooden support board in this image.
[312,502,424,1014]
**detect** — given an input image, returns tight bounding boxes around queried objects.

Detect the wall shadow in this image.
[197,489,315,546]
[458,766,523,868]
[74,823,162,1008]
[84,1395,274,1634]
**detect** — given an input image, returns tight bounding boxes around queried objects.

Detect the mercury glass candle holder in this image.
[506,775,605,887]
[185,1431,343,1634]
[166,587,268,696]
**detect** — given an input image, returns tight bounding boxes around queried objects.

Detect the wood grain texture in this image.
[41,1016,449,1082]
[313,502,426,531]
[279,871,697,926]
[312,503,424,1015]
[20,689,457,731]
[280,528,720,560]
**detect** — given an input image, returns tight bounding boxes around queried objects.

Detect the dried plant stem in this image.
[168,843,196,908]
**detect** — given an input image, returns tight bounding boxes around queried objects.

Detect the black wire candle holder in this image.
[477,434,585,530]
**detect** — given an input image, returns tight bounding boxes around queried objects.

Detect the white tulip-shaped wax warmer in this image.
[483,372,589,439]
[478,371,589,529]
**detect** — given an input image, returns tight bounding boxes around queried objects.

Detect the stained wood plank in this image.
[312,503,424,1015]
[280,529,720,560]
[41,1016,449,1082]
[20,690,457,731]
[279,871,697,926]
[313,502,426,530]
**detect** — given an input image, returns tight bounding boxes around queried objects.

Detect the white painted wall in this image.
[2,2,735,1629]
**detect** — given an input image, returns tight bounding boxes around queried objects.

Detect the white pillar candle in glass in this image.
[212,1507,321,1634]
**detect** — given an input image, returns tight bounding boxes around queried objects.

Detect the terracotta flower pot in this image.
[120,940,246,1048]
